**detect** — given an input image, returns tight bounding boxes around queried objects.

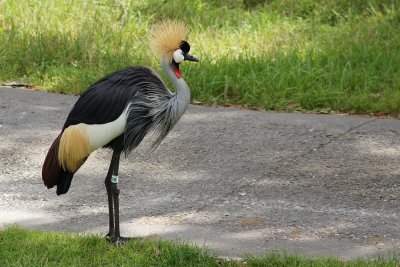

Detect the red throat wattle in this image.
[173,66,182,79]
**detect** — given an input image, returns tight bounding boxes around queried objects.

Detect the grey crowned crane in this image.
[42,20,199,244]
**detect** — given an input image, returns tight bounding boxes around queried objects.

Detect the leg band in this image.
[111,175,119,184]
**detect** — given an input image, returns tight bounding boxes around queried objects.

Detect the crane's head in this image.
[149,20,199,78]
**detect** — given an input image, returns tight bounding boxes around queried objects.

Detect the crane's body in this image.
[42,21,198,243]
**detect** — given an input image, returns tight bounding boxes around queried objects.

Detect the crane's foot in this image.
[112,236,133,246]
[105,233,133,245]
[105,231,113,239]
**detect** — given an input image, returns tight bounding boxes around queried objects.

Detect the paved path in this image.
[0,86,399,259]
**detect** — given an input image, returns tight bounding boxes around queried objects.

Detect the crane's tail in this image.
[42,126,91,195]
[42,133,74,195]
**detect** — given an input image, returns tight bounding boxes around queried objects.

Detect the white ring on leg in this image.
[111,175,119,184]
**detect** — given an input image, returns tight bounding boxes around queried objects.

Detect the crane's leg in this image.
[105,151,131,245]
[104,152,117,238]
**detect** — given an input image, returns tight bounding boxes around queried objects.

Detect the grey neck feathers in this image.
[161,60,191,121]
[123,61,192,153]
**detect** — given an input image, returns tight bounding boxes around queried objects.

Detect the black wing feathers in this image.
[43,66,177,195]
[63,66,174,153]
[63,66,168,129]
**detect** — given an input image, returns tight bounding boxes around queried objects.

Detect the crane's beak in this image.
[184,53,199,62]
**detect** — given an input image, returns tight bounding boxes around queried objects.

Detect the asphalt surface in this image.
[0,86,399,259]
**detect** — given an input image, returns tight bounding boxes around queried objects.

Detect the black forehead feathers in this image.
[179,40,190,54]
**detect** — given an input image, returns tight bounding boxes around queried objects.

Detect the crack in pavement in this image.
[195,117,380,213]
[1,87,399,259]
[295,117,378,161]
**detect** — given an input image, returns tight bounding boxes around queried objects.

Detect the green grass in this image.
[0,1,399,114]
[0,227,228,267]
[0,227,400,267]
[0,227,398,267]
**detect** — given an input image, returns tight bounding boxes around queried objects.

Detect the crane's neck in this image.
[161,60,191,120]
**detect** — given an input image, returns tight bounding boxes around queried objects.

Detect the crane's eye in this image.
[173,49,184,63]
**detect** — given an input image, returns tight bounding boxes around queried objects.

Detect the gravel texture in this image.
[0,86,399,259]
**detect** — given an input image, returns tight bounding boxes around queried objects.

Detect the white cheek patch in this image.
[173,49,184,63]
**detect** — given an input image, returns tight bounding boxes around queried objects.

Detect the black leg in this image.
[111,180,123,241]
[105,151,131,245]
[104,155,115,238]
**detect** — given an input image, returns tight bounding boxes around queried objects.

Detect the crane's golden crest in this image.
[149,20,189,61]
